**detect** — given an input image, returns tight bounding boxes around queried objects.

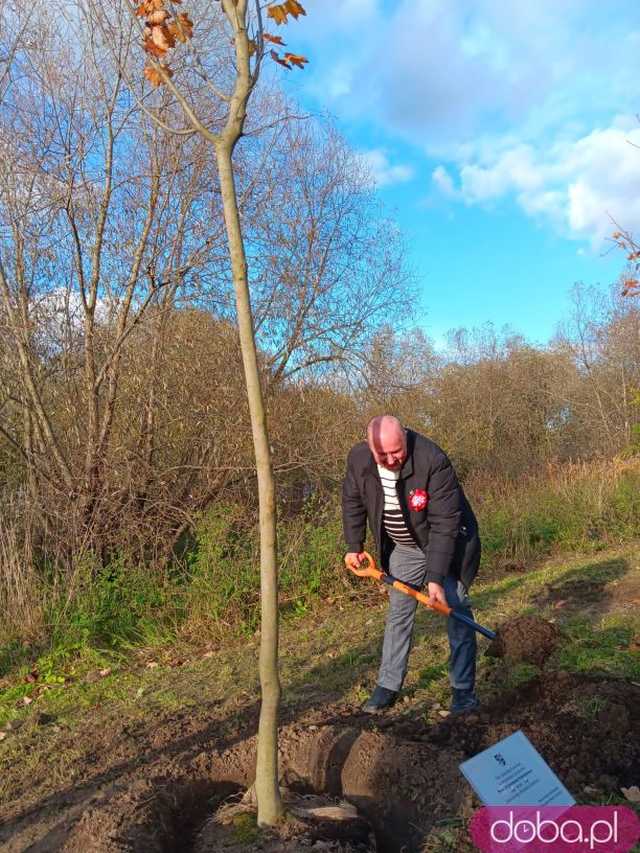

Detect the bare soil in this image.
[486,615,562,665]
[1,665,639,853]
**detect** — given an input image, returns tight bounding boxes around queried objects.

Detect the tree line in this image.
[0,0,638,577]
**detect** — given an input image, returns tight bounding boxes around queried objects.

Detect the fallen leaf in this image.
[0,731,6,741]
[438,710,450,718]
[146,660,159,669]
[22,695,33,706]
[99,668,112,678]
[621,786,640,803]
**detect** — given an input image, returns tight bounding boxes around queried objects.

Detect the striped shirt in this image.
[377,465,416,546]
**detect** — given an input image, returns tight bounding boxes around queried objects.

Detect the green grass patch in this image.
[554,614,640,679]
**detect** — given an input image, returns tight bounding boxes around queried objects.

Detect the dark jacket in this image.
[342,429,480,588]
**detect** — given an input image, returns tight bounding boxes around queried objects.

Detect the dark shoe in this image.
[450,687,480,715]
[363,685,398,713]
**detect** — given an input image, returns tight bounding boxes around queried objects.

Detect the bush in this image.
[1,459,639,674]
[470,459,640,569]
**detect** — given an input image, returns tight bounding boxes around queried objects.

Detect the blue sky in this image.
[274,0,640,347]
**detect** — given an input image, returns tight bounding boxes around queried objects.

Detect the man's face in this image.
[368,426,407,470]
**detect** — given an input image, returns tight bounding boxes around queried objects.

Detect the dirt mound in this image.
[486,615,562,665]
[427,671,640,793]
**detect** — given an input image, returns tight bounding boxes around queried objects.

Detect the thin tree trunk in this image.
[216,138,282,825]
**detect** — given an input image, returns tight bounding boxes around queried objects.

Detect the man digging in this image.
[342,415,482,714]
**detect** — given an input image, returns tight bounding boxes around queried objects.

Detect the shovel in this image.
[347,551,497,641]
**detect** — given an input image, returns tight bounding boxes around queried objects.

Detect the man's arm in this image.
[342,448,367,554]
[424,451,462,585]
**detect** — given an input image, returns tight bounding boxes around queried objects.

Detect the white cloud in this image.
[297,0,378,34]
[359,149,414,188]
[431,165,457,198]
[449,120,640,246]
[298,0,639,147]
[293,0,640,245]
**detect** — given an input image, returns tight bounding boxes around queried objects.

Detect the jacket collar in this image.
[365,428,415,480]
[398,429,415,479]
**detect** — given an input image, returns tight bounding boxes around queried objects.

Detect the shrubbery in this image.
[1,459,639,676]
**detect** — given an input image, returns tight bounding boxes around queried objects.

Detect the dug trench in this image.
[2,618,639,852]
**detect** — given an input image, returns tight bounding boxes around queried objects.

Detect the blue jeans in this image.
[377,543,477,693]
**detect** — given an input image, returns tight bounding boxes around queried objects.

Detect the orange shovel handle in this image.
[347,551,452,617]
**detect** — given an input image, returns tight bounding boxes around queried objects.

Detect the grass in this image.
[556,614,640,680]
[2,542,638,736]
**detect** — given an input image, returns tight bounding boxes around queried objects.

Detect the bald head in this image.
[367,415,407,470]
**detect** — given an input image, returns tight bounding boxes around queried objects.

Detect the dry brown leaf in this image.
[147,9,168,24]
[284,0,306,18]
[136,0,164,14]
[269,49,291,69]
[621,786,640,803]
[143,63,172,86]
[263,32,285,46]
[168,13,193,43]
[267,4,288,25]
[283,52,307,69]
[152,25,175,51]
[144,37,167,57]
[178,13,194,38]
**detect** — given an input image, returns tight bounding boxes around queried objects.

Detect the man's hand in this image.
[344,552,364,571]
[427,582,448,608]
